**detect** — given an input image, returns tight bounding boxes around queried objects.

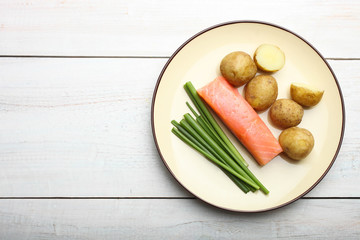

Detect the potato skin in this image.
[290,84,324,107]
[269,99,304,128]
[245,75,278,111]
[220,51,257,87]
[279,127,314,160]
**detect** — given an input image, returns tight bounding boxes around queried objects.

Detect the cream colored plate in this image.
[151,21,345,212]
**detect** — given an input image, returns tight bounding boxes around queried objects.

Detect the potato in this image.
[220,51,257,87]
[290,83,324,107]
[245,75,278,111]
[279,127,314,160]
[269,99,304,128]
[253,44,285,72]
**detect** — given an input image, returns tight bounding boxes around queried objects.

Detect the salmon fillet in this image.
[197,76,282,165]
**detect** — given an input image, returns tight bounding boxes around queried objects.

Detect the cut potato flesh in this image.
[291,82,322,92]
[254,44,285,72]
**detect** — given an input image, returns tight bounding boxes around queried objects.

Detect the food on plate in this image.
[253,44,285,72]
[171,81,270,195]
[197,76,283,166]
[279,127,314,160]
[220,51,257,87]
[269,99,304,128]
[245,75,278,111]
[290,83,324,107]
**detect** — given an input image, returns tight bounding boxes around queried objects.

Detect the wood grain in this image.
[0,199,359,239]
[0,0,359,238]
[0,57,188,197]
[0,0,360,240]
[0,58,357,197]
[0,0,359,57]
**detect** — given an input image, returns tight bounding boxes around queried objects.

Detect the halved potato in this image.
[254,44,285,72]
[290,83,324,107]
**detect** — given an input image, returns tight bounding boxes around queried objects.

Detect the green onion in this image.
[171,127,259,190]
[179,119,224,163]
[171,120,204,151]
[183,113,259,189]
[171,81,269,195]
[196,116,222,146]
[186,102,200,118]
[184,82,248,167]
[172,120,250,193]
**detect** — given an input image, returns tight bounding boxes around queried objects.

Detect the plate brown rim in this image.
[151,20,346,213]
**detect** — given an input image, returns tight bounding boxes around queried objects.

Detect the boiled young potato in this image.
[269,99,304,129]
[245,75,278,111]
[279,127,314,160]
[290,83,324,107]
[253,44,285,72]
[220,51,257,87]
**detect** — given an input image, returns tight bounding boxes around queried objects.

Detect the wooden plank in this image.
[0,199,359,239]
[0,0,359,57]
[0,58,358,197]
[0,57,189,197]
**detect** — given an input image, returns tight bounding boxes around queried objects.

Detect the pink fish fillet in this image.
[197,76,283,165]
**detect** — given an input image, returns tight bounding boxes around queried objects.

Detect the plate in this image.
[151,21,345,212]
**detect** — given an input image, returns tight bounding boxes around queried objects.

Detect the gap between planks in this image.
[0,197,358,200]
[0,55,359,61]
[0,55,169,59]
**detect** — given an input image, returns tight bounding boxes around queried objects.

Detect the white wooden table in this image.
[0,0,359,239]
